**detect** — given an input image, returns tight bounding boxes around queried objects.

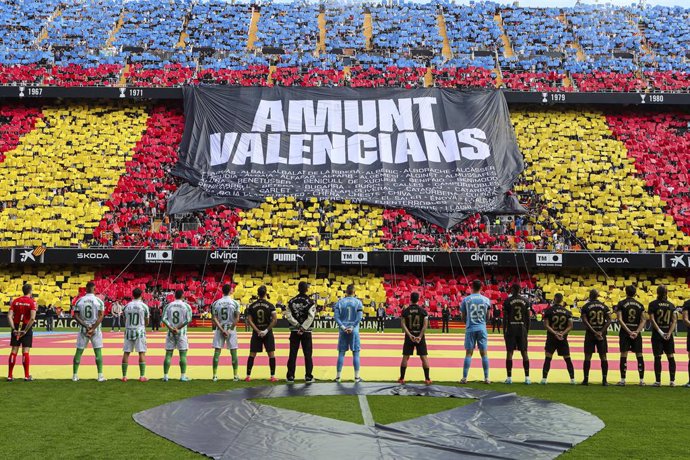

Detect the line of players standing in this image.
[6,280,690,387]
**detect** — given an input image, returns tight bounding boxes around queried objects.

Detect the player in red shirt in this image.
[7,284,37,381]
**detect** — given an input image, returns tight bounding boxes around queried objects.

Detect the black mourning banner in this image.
[168,87,524,228]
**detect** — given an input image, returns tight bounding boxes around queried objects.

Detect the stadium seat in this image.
[0,103,148,247]
[512,108,690,252]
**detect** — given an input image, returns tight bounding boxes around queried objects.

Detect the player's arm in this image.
[267,309,277,332]
[301,301,317,331]
[401,312,413,339]
[459,299,466,322]
[615,304,632,336]
[581,308,597,335]
[649,308,663,336]
[420,314,428,340]
[161,304,173,331]
[284,301,299,328]
[7,307,15,333]
[145,305,150,327]
[543,316,555,335]
[683,309,690,328]
[180,304,193,330]
[354,303,363,327]
[635,310,648,335]
[91,300,105,334]
[247,310,261,334]
[233,302,240,329]
[210,302,222,330]
[333,302,347,331]
[601,309,612,338]
[26,308,37,334]
[667,309,677,340]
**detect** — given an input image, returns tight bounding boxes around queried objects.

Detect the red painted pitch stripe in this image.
[21,355,690,372]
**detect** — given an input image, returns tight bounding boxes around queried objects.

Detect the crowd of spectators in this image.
[0,2,687,91]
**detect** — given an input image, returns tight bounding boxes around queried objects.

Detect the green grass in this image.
[252,395,475,426]
[2,380,688,459]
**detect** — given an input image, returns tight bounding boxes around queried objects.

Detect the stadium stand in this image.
[237,197,383,250]
[0,266,93,312]
[606,111,690,237]
[0,103,147,247]
[536,271,690,319]
[0,2,687,90]
[512,108,690,252]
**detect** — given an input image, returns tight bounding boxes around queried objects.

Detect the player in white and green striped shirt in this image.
[72,282,106,382]
[162,289,193,382]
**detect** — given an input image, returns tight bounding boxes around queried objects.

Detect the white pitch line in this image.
[358,394,375,427]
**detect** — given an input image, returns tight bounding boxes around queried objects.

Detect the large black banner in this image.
[168,87,524,228]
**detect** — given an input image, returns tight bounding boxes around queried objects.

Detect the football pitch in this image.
[1,330,688,459]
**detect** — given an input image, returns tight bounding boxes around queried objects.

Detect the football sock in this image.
[8,352,17,378]
[139,360,146,377]
[523,359,530,377]
[94,348,103,374]
[246,356,255,376]
[22,353,30,379]
[481,356,490,380]
[163,351,173,375]
[230,349,239,375]
[462,356,472,380]
[122,361,128,377]
[269,357,276,376]
[601,359,608,381]
[620,357,627,379]
[73,348,84,375]
[399,365,407,380]
[564,357,575,379]
[506,359,513,378]
[353,351,361,374]
[668,357,676,381]
[583,360,591,381]
[654,356,662,382]
[542,357,552,379]
[212,349,221,375]
[637,356,645,379]
[336,352,345,376]
[180,350,188,374]
[423,367,430,381]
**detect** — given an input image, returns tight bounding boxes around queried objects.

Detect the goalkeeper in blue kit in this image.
[460,280,491,384]
[334,284,364,383]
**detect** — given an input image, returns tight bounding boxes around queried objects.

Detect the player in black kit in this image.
[502,284,531,384]
[398,292,431,385]
[285,281,317,383]
[648,285,677,387]
[683,298,690,388]
[245,286,278,382]
[541,293,576,385]
[614,285,647,386]
[580,289,611,386]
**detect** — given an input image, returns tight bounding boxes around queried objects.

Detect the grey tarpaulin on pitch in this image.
[168,87,525,229]
[133,383,604,459]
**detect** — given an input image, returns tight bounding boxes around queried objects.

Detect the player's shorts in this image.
[584,332,608,354]
[464,329,488,351]
[337,329,361,352]
[250,331,276,353]
[213,328,238,350]
[618,333,643,354]
[504,325,528,352]
[76,328,103,349]
[165,332,189,351]
[402,335,428,356]
[651,335,675,356]
[9,328,33,348]
[545,334,570,356]
[123,329,147,353]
